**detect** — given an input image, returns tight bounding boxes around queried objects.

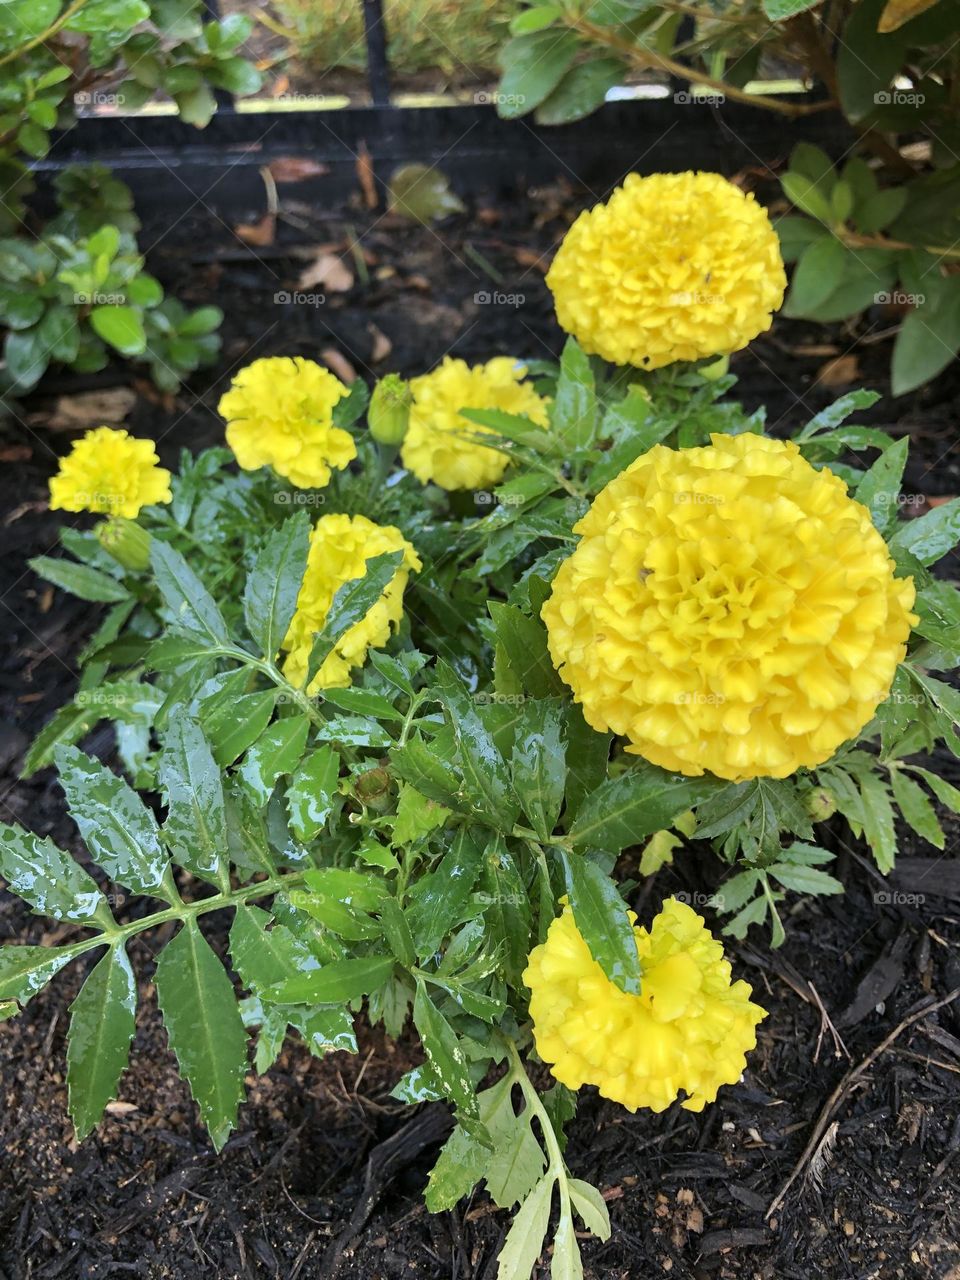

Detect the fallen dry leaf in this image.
[0,444,31,462]
[298,252,353,292]
[357,140,377,210]
[879,0,939,31]
[321,347,357,383]
[815,354,860,387]
[368,324,392,363]
[271,73,290,97]
[512,246,548,273]
[46,386,136,431]
[268,156,330,183]
[104,1101,138,1116]
[235,213,276,246]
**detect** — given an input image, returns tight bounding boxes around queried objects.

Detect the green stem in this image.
[64,870,308,963]
[503,1037,570,1191]
[0,0,87,64]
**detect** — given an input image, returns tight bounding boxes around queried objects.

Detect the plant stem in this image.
[61,870,308,963]
[0,0,87,64]
[569,16,835,117]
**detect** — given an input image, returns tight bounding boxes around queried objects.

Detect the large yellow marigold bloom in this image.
[546,172,786,370]
[282,513,421,691]
[401,356,549,491]
[542,433,917,782]
[524,899,766,1113]
[49,426,171,518]
[218,356,355,488]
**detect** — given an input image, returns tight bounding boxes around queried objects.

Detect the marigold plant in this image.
[9,171,960,1280]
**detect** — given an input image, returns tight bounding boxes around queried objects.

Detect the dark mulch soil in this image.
[3,182,960,1279]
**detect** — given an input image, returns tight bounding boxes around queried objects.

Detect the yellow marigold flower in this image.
[218,356,355,488]
[546,171,786,370]
[48,426,171,519]
[282,513,421,691]
[542,433,917,782]
[402,356,549,491]
[524,898,766,1113]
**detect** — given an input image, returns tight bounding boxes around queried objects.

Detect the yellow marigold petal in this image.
[281,512,421,692]
[401,356,550,491]
[546,172,786,370]
[524,900,766,1113]
[542,432,917,781]
[218,356,354,488]
[48,426,172,519]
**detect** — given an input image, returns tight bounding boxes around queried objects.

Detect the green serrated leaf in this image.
[55,746,171,897]
[67,942,137,1140]
[237,715,310,806]
[0,823,109,924]
[560,853,641,995]
[154,918,249,1151]
[29,556,127,603]
[569,767,719,852]
[244,511,310,660]
[158,718,227,886]
[287,745,339,842]
[150,539,229,643]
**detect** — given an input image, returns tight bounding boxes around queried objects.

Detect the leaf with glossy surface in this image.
[67,942,137,1140]
[287,745,339,843]
[158,718,227,885]
[150,539,229,643]
[237,715,310,806]
[569,767,720,852]
[0,824,109,924]
[155,919,249,1151]
[306,551,403,687]
[561,853,641,995]
[244,511,310,659]
[55,746,170,896]
[264,954,394,1005]
[413,980,479,1119]
[512,698,566,840]
[408,828,485,957]
[0,945,75,1004]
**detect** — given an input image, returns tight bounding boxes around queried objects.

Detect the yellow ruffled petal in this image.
[524,899,767,1113]
[546,171,786,370]
[542,433,917,781]
[48,426,172,519]
[218,356,355,488]
[281,512,422,691]
[401,356,549,491]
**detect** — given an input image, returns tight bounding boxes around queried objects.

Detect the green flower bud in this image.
[806,786,837,822]
[700,355,730,381]
[368,374,412,446]
[95,516,151,571]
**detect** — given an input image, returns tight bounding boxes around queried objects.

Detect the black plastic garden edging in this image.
[35,99,850,231]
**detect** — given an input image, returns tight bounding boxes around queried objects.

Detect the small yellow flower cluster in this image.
[547,171,786,369]
[524,898,766,1113]
[217,356,355,489]
[282,512,421,692]
[402,356,549,491]
[49,427,171,519]
[542,432,916,781]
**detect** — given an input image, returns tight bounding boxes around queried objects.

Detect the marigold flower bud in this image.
[95,517,151,571]
[368,374,412,446]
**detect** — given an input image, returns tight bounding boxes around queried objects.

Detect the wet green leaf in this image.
[155,918,249,1151]
[67,942,137,1140]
